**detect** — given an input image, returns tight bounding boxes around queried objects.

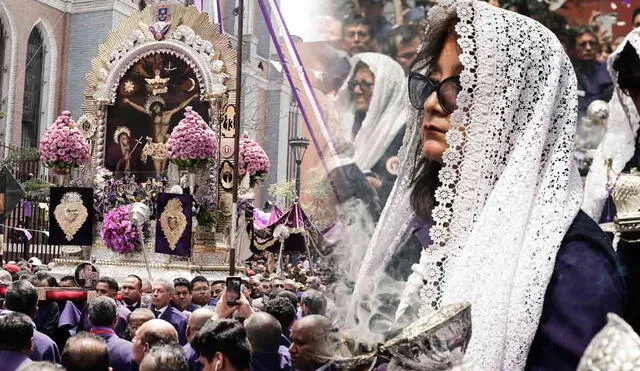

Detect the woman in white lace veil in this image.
[583,28,640,222]
[346,1,624,369]
[324,52,409,301]
[334,52,408,174]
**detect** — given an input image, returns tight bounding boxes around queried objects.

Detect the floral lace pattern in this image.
[350,0,583,369]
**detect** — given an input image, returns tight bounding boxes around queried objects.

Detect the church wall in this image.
[1,0,67,148]
[64,9,116,119]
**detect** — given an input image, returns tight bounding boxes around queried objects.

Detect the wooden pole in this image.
[393,0,404,26]
[230,0,244,276]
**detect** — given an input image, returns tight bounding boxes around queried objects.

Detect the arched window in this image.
[21,27,44,148]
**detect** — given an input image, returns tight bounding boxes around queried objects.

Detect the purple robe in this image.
[394,211,623,370]
[574,60,613,116]
[91,327,134,371]
[524,211,625,369]
[31,329,60,363]
[249,346,294,371]
[155,305,188,345]
[185,303,201,313]
[0,350,32,371]
[0,310,60,363]
[280,333,291,348]
[78,300,130,338]
[183,343,202,371]
[125,300,142,313]
[34,301,59,340]
[58,300,82,333]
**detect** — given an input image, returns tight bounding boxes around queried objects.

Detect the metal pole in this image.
[295,160,302,198]
[230,0,244,276]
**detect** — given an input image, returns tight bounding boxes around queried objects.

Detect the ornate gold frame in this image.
[82,3,236,171]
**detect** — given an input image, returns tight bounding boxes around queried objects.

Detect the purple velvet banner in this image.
[155,193,193,257]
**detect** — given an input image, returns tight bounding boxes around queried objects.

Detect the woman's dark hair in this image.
[613,41,640,97]
[409,11,457,219]
[410,159,442,220]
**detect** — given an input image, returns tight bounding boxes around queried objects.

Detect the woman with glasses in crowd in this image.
[346,1,625,369]
[324,53,408,310]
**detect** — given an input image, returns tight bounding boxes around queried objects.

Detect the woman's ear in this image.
[215,352,224,371]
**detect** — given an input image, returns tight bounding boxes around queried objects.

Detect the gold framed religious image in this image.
[48,187,94,246]
[155,193,193,257]
[104,53,210,180]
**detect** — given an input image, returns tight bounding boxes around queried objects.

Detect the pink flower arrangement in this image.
[39,111,90,173]
[238,133,270,178]
[167,106,218,169]
[101,205,140,254]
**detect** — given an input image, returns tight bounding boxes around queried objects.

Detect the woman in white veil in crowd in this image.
[345,1,625,369]
[324,53,409,294]
[333,52,409,206]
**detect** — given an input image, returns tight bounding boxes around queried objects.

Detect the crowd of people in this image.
[0,255,343,371]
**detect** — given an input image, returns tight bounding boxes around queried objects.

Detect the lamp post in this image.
[289,136,309,199]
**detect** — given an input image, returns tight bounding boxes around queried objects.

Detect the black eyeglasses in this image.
[408,72,461,114]
[578,40,598,48]
[348,80,374,92]
[345,31,369,39]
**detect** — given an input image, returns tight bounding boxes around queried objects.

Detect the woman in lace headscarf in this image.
[583,28,640,333]
[346,1,625,369]
[333,52,409,207]
[323,53,409,296]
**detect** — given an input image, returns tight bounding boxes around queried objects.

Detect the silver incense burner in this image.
[333,302,473,370]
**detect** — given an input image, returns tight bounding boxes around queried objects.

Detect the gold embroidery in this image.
[160,198,187,250]
[53,192,89,241]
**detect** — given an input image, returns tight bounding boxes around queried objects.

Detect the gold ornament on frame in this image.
[160,198,187,250]
[53,192,89,241]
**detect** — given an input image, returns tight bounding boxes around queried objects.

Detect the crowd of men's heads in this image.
[0,256,345,371]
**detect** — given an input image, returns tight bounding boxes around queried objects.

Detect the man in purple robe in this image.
[2,280,60,363]
[246,312,293,371]
[61,333,110,371]
[289,315,341,371]
[121,274,144,312]
[29,273,60,341]
[191,276,217,308]
[0,312,34,370]
[88,296,134,371]
[131,319,179,367]
[192,319,250,371]
[150,279,188,345]
[79,276,130,338]
[264,296,297,348]
[183,307,215,371]
[172,278,200,313]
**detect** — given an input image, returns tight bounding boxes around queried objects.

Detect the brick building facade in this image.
[0,0,297,206]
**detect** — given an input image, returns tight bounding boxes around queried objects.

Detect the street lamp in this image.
[288,136,309,198]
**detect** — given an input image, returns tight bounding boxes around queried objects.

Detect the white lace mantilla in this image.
[349,0,583,369]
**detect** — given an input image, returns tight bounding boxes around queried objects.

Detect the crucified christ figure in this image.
[123,93,198,177]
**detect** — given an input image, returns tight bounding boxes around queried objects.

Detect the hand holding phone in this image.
[226,276,242,306]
